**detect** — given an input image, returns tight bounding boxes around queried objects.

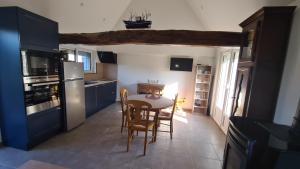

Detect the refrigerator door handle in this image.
[64,77,84,82]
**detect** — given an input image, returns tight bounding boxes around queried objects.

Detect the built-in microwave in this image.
[21,49,59,77]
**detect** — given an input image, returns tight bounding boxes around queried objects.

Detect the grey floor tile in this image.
[0,103,226,169]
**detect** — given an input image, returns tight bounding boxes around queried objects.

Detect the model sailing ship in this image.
[123,11,152,29]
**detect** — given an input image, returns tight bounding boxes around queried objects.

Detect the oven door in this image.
[222,124,255,169]
[21,49,59,77]
[24,81,60,115]
[223,136,248,169]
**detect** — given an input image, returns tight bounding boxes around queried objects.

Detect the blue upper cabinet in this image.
[18,8,59,52]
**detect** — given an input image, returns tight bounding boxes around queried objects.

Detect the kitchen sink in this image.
[84,81,98,85]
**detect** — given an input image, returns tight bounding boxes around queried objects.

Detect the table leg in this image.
[154,109,159,142]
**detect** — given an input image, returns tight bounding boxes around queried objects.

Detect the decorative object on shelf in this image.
[123,11,152,29]
[193,64,213,114]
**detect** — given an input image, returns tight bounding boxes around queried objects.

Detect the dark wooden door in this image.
[232,67,252,117]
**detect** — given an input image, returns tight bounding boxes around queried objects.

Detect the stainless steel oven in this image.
[23,76,60,115]
[21,49,59,77]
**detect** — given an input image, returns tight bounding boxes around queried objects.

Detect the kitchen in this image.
[1,1,300,169]
[0,7,118,149]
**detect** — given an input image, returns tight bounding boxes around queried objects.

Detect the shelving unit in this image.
[193,65,213,114]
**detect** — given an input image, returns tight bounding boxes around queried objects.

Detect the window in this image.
[78,51,92,72]
[60,48,95,73]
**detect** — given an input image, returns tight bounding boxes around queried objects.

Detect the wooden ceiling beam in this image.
[59,30,243,47]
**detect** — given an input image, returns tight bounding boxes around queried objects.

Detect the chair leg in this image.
[125,116,127,127]
[121,114,124,133]
[170,120,173,140]
[151,126,155,142]
[127,128,131,152]
[144,130,148,156]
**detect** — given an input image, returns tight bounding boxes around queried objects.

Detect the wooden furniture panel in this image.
[232,6,296,121]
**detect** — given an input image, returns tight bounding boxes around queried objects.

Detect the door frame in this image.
[211,48,239,133]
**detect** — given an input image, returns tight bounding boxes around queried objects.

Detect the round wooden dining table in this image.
[127,94,174,141]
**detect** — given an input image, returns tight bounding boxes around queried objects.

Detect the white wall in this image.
[274,1,300,125]
[98,45,216,110]
[0,0,49,17]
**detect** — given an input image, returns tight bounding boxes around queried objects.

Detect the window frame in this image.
[77,49,93,73]
[60,47,96,73]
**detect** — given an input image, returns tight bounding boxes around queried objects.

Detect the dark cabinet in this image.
[27,107,62,148]
[97,85,105,109]
[18,8,59,52]
[85,82,117,117]
[232,66,252,117]
[0,7,61,150]
[100,82,117,107]
[85,86,98,117]
[232,7,296,121]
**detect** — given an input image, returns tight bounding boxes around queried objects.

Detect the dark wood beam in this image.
[59,30,243,47]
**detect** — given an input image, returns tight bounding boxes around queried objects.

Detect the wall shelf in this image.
[193,65,213,114]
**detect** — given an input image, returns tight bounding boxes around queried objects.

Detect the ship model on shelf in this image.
[123,11,152,29]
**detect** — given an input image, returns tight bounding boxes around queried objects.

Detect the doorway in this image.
[211,49,239,133]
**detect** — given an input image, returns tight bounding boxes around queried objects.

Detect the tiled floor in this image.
[0,103,226,169]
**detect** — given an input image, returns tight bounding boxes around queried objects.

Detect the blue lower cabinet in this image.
[99,82,117,108]
[85,86,97,117]
[97,85,105,109]
[85,82,117,118]
[106,82,117,105]
[27,107,62,148]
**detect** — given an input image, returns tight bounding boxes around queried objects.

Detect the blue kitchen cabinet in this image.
[106,82,117,105]
[27,107,62,148]
[97,85,105,110]
[85,86,98,117]
[85,82,117,117]
[18,8,59,52]
[99,82,117,108]
[0,7,61,150]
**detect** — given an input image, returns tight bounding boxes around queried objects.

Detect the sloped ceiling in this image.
[45,0,133,33]
[185,0,296,31]
[113,0,205,30]
[0,0,295,32]
[0,0,49,17]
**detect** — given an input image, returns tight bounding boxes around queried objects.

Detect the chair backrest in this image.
[170,94,179,119]
[120,88,128,113]
[126,100,152,125]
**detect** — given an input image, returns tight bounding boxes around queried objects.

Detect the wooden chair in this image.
[158,94,178,139]
[126,100,155,156]
[120,88,128,133]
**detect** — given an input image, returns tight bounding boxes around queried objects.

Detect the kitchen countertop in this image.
[84,80,117,88]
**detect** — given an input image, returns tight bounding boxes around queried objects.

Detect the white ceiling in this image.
[185,0,297,31]
[0,0,296,33]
